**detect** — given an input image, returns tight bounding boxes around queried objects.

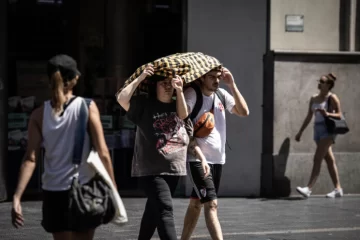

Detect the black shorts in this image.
[188,162,223,203]
[42,189,95,233]
[42,190,71,233]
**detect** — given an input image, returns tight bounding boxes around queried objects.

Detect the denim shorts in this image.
[314,122,336,143]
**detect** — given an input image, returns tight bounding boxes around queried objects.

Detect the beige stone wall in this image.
[271,0,340,51]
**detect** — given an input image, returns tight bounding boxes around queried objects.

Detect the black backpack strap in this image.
[215,89,232,150]
[190,82,203,121]
[84,98,94,150]
[215,89,226,109]
[189,86,232,150]
[326,94,332,112]
[59,96,78,117]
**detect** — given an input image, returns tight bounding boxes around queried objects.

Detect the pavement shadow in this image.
[250,137,305,201]
[272,137,292,198]
[257,136,304,201]
[245,195,304,201]
[259,196,305,201]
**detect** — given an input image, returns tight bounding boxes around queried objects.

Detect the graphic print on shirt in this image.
[153,112,188,155]
[218,102,224,112]
[200,188,207,198]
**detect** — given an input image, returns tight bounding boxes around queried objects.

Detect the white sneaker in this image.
[326,188,343,198]
[296,186,312,198]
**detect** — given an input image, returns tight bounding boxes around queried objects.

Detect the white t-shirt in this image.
[184,87,235,164]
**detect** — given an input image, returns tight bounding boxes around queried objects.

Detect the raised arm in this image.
[116,65,154,111]
[172,75,188,119]
[221,68,249,117]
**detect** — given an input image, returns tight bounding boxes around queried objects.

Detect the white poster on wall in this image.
[285,15,304,32]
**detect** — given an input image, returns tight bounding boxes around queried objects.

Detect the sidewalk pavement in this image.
[0,196,359,240]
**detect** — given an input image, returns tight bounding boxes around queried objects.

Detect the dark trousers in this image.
[138,175,180,240]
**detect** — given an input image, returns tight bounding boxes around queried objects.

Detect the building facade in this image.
[1,0,359,201]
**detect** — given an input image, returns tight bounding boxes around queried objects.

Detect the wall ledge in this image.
[273,49,360,56]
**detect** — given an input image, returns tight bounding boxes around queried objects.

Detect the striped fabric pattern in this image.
[116,52,222,96]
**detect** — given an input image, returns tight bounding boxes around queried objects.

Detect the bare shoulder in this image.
[330,93,339,99]
[184,85,196,96]
[88,100,101,123]
[309,94,318,103]
[30,105,44,126]
[330,93,341,103]
[89,100,98,111]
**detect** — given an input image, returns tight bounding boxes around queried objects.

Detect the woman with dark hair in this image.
[295,73,343,198]
[117,64,189,240]
[11,54,116,240]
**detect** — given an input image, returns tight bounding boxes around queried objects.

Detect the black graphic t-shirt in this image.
[127,95,189,177]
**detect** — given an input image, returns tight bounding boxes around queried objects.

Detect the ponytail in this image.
[50,71,66,116]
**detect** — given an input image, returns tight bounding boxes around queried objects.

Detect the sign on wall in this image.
[285,15,304,32]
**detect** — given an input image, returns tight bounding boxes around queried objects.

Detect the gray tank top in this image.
[311,95,330,123]
[41,97,94,191]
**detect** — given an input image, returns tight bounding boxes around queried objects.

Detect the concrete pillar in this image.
[339,0,351,51]
[339,0,359,51]
[355,0,360,50]
[350,0,357,51]
[0,0,7,201]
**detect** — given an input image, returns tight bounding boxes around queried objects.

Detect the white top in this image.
[185,87,235,165]
[311,95,330,123]
[42,97,94,191]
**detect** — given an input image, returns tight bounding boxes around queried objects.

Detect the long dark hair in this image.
[147,74,166,99]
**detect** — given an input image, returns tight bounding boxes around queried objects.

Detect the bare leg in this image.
[307,137,334,189]
[52,232,72,240]
[53,230,95,240]
[324,146,342,189]
[204,199,223,240]
[181,199,202,240]
[72,229,95,240]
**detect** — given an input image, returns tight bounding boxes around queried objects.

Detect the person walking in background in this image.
[11,54,117,240]
[295,73,344,198]
[117,64,189,240]
[181,67,249,240]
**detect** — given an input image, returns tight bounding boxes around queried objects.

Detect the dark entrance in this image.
[5,0,187,199]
